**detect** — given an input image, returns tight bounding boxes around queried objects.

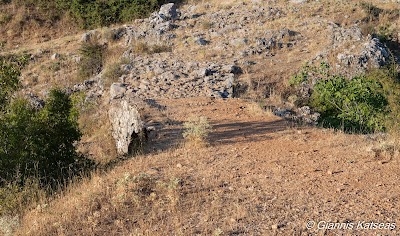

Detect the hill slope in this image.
[0,0,399,235]
[16,98,400,235]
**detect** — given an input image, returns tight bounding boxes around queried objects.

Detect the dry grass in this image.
[132,41,172,55]
[245,102,275,118]
[182,116,212,148]
[15,125,397,236]
[77,100,118,164]
[0,3,79,49]
[15,150,186,236]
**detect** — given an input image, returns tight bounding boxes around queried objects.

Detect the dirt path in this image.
[151,98,400,235]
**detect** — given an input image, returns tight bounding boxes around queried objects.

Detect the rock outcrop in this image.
[336,37,390,75]
[108,96,145,155]
[312,24,391,77]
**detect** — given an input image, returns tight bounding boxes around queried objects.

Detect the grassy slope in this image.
[0,0,399,235]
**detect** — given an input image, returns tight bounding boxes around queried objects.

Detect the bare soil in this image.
[18,97,400,235]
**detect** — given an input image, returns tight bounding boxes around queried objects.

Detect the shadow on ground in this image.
[146,123,184,153]
[209,119,288,145]
[146,118,289,153]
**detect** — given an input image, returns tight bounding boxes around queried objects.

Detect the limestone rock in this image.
[25,93,45,110]
[109,98,145,155]
[158,3,178,21]
[81,30,98,43]
[51,53,60,60]
[336,37,390,75]
[110,83,127,99]
[359,37,389,68]
[196,37,209,45]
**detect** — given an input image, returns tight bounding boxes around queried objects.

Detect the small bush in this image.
[133,41,172,55]
[367,68,400,134]
[78,41,104,79]
[288,62,400,133]
[150,44,172,54]
[288,62,330,87]
[0,60,20,108]
[102,62,125,88]
[311,75,388,133]
[0,54,29,108]
[183,116,212,146]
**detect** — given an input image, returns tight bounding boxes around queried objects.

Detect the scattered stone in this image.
[290,0,307,3]
[81,30,98,43]
[196,37,209,45]
[25,93,45,110]
[110,83,127,99]
[51,53,60,60]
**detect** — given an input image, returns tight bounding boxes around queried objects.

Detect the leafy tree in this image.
[0,89,94,187]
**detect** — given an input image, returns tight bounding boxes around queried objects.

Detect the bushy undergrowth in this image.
[7,0,169,29]
[0,90,94,187]
[78,41,104,79]
[311,75,388,133]
[0,54,94,215]
[0,179,45,216]
[289,63,400,133]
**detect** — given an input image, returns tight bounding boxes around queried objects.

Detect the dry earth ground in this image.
[1,0,399,235]
[16,97,400,236]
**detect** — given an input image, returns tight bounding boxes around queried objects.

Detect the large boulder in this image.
[109,98,145,155]
[158,3,178,21]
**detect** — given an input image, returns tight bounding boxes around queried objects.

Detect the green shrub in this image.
[78,41,104,79]
[288,62,330,86]
[366,68,400,134]
[0,90,94,187]
[46,0,165,29]
[0,61,20,109]
[288,62,400,133]
[311,75,388,133]
[7,0,170,29]
[0,54,29,109]
[0,55,94,216]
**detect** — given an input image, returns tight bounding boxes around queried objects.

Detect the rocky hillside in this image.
[1,0,400,235]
